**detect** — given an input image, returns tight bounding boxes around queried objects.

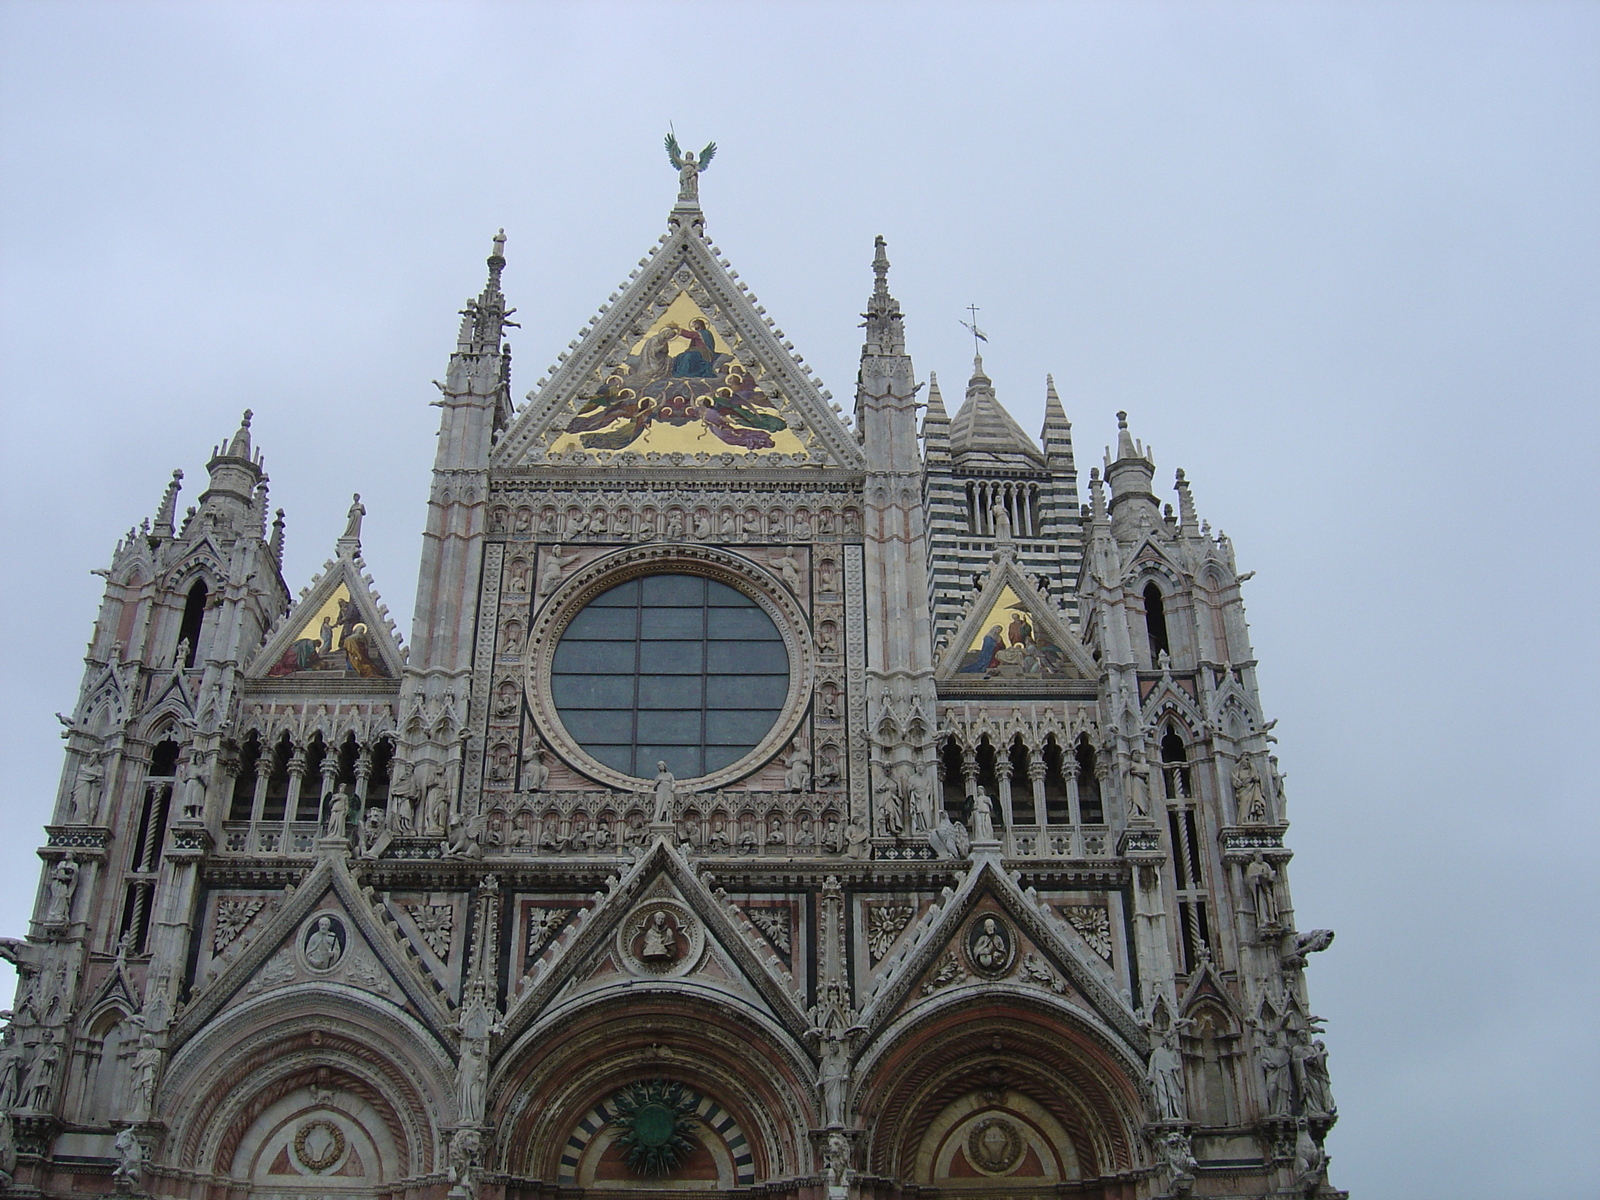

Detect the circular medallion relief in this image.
[618,899,703,978]
[964,914,1015,978]
[300,913,347,974]
[293,1119,347,1172]
[525,546,815,793]
[966,1116,1024,1175]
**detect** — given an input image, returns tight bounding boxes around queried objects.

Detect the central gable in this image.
[492,214,864,470]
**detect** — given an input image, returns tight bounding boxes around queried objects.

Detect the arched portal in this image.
[856,992,1147,1196]
[157,986,453,1200]
[494,989,814,1189]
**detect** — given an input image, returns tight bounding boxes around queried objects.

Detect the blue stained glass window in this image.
[551,574,789,778]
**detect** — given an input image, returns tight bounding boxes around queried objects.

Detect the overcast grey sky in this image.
[2,2,1596,1195]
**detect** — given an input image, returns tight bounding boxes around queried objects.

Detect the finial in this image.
[153,469,184,538]
[872,235,890,292]
[1117,411,1128,429]
[269,508,286,563]
[226,409,254,458]
[960,304,988,357]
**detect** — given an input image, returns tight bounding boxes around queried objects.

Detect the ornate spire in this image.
[861,235,905,355]
[947,355,1043,466]
[1174,469,1199,534]
[1041,375,1074,466]
[921,371,951,463]
[152,469,183,539]
[1104,411,1159,541]
[226,410,253,459]
[458,230,517,356]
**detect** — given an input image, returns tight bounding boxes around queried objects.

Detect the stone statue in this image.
[1245,851,1279,925]
[641,911,677,961]
[68,759,103,824]
[1233,755,1268,822]
[844,822,870,860]
[128,1033,162,1121]
[424,773,452,838]
[358,806,386,858]
[1292,1121,1326,1193]
[1158,1129,1197,1195]
[970,787,997,842]
[447,1126,482,1200]
[305,916,344,971]
[991,500,1012,543]
[1128,740,1152,819]
[0,1027,24,1110]
[823,1129,853,1192]
[324,785,350,838]
[387,763,417,833]
[1146,1025,1187,1121]
[112,1126,143,1191]
[522,743,549,793]
[1258,1028,1293,1117]
[817,1030,852,1126]
[44,856,79,925]
[21,1029,61,1112]
[455,1035,488,1126]
[665,132,717,203]
[771,550,802,592]
[784,753,811,793]
[652,762,676,824]
[874,783,904,837]
[927,812,970,861]
[536,545,579,602]
[343,493,366,541]
[1293,1035,1336,1118]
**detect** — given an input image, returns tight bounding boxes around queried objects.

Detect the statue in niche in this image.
[323,785,350,838]
[651,762,676,824]
[68,759,103,824]
[692,511,712,538]
[387,763,417,832]
[793,511,812,539]
[665,509,684,538]
[844,822,870,860]
[875,783,904,837]
[969,917,1011,975]
[128,1033,162,1121]
[521,742,549,793]
[1245,852,1279,926]
[1256,1023,1293,1117]
[784,753,811,792]
[795,821,815,849]
[423,771,452,838]
[821,819,844,855]
[1145,1022,1189,1121]
[707,820,729,852]
[1294,1035,1336,1118]
[640,911,678,961]
[970,787,997,842]
[21,1029,61,1112]
[567,509,589,536]
[1233,755,1268,823]
[304,915,345,971]
[0,1027,22,1112]
[44,856,79,925]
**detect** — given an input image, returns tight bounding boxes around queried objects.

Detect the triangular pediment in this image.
[859,858,1143,1051]
[247,549,403,682]
[170,855,454,1051]
[500,838,810,1044]
[937,559,1097,682]
[492,213,865,470]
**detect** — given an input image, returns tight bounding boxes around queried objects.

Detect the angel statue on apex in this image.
[665,131,716,203]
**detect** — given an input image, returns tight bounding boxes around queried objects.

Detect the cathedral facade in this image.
[1,163,1343,1200]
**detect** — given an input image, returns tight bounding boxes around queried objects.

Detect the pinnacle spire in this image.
[861,234,905,354]
[152,469,183,538]
[921,371,951,461]
[226,410,253,459]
